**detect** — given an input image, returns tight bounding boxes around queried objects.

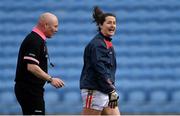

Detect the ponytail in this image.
[92,6,104,25]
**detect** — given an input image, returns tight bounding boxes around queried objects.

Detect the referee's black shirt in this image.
[15,31,48,96]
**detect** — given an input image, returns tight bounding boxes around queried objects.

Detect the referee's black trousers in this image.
[14,83,45,115]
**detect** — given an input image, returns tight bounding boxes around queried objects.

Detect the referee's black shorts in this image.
[14,83,45,115]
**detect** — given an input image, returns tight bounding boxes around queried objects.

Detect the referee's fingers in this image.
[59,79,65,86]
[56,82,63,88]
[53,78,65,87]
[52,81,62,88]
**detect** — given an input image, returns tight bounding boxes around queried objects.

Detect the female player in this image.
[80,6,120,115]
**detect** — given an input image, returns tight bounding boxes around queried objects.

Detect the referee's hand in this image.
[50,77,65,88]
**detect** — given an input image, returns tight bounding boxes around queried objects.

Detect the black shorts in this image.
[14,83,45,115]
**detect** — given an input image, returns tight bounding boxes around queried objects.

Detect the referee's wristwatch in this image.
[47,76,53,83]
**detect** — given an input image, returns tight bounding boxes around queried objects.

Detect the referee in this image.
[14,12,65,115]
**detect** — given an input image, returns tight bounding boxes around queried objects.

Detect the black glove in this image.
[108,90,119,108]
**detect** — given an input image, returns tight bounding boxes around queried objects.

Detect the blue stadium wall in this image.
[0,0,180,115]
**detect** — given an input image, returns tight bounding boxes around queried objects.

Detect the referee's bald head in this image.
[37,12,59,38]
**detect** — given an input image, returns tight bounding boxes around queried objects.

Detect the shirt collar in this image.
[32,27,46,40]
[99,32,112,41]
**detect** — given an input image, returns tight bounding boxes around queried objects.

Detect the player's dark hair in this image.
[92,6,116,31]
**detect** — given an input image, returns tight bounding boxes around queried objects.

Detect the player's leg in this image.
[101,106,120,115]
[81,107,101,115]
